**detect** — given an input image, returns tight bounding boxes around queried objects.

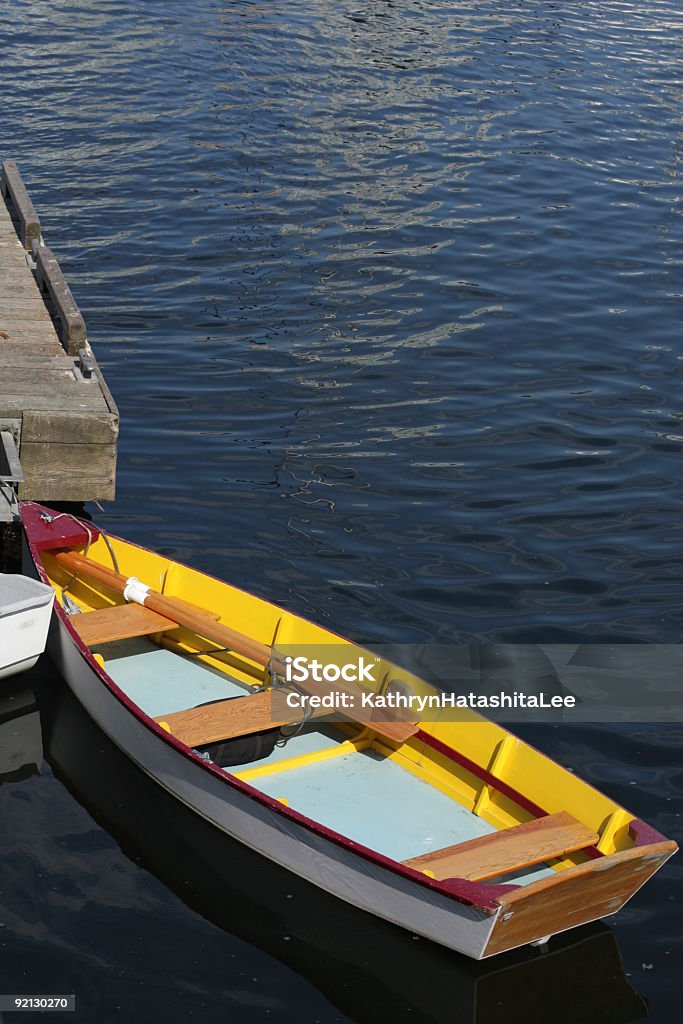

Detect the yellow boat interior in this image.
[30,509,676,911]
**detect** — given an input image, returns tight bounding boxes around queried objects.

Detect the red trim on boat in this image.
[439,877,518,902]
[415,729,547,819]
[21,502,99,551]
[629,819,668,847]
[413,731,604,860]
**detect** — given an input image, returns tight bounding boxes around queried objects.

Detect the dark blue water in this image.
[1,0,681,1019]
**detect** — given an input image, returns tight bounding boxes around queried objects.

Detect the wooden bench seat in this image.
[402,811,598,882]
[155,689,418,747]
[72,603,179,647]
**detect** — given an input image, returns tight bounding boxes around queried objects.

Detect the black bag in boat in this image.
[199,728,280,767]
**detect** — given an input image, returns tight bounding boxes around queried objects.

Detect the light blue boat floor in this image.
[98,637,553,886]
[249,747,553,885]
[93,637,251,719]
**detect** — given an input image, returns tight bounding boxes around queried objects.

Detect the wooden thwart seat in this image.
[402,812,598,882]
[155,690,418,747]
[72,603,179,647]
[156,691,322,746]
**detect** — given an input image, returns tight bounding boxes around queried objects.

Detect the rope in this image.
[38,511,94,594]
[33,505,120,592]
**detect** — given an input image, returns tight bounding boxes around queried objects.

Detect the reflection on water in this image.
[0,689,42,785]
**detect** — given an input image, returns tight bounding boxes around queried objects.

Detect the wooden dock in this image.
[0,160,118,514]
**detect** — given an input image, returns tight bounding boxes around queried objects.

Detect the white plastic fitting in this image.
[123,576,151,605]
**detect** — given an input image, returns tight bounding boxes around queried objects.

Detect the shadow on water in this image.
[0,669,647,1024]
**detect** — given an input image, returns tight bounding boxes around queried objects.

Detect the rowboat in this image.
[0,570,54,680]
[20,500,677,959]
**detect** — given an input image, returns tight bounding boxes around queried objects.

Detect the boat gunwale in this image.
[20,502,675,919]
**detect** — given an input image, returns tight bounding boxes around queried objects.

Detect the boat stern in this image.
[482,835,677,957]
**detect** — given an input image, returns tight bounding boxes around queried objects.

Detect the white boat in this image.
[0,571,54,680]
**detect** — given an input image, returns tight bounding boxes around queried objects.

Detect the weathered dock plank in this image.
[0,326,70,344]
[0,347,67,361]
[19,443,116,502]
[0,303,55,321]
[0,367,87,387]
[0,394,108,414]
[22,409,119,445]
[0,354,84,369]
[0,160,40,248]
[0,160,118,506]
[34,245,88,356]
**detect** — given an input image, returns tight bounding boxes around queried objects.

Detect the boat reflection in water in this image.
[0,684,42,785]
[14,673,646,1024]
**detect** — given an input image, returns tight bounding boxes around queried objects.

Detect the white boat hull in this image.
[0,574,54,680]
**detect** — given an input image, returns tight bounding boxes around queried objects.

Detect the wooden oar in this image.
[54,549,278,671]
[53,548,418,744]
